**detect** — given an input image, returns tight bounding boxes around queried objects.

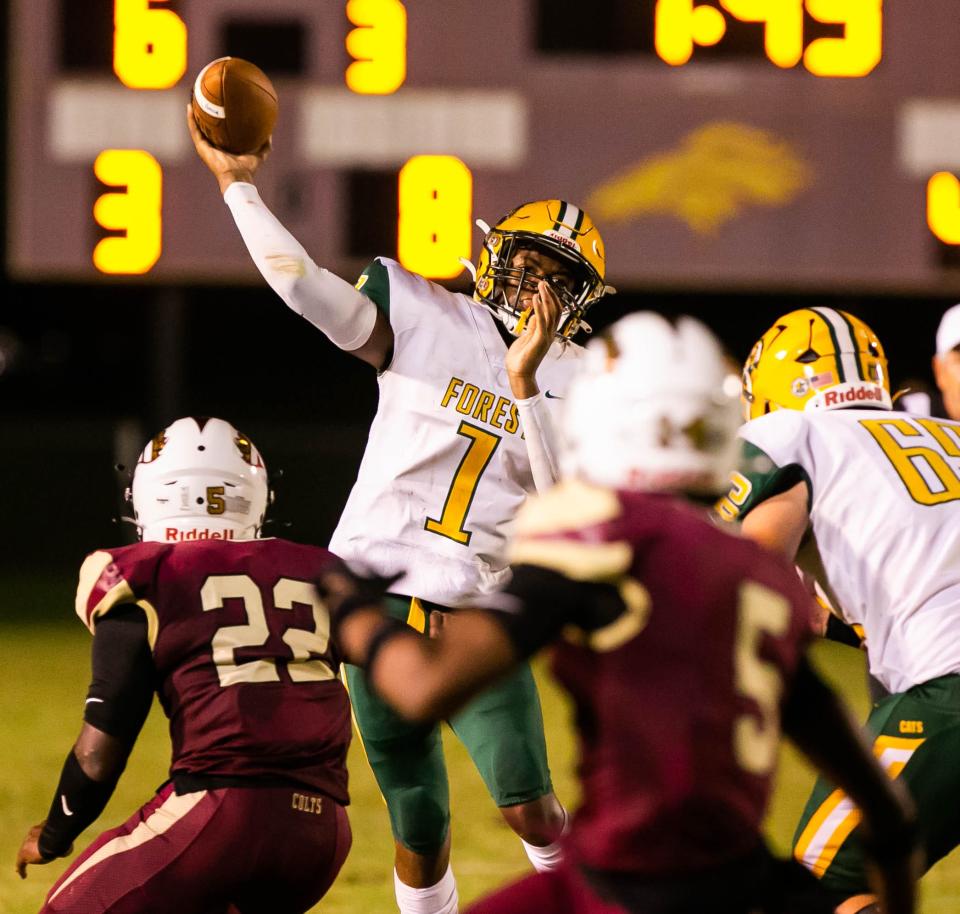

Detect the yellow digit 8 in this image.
[804,0,882,77]
[93,150,162,275]
[345,0,407,95]
[113,0,187,90]
[398,156,473,280]
[654,0,728,66]
[720,0,804,68]
[927,172,960,245]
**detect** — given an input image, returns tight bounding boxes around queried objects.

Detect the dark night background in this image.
[0,1,956,591]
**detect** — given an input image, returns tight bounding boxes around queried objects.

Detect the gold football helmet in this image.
[742,307,891,420]
[470,200,611,338]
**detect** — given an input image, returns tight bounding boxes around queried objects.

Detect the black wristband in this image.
[38,751,118,859]
[364,617,417,679]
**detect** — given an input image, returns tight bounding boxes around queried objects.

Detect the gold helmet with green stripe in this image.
[470,199,612,338]
[742,307,891,421]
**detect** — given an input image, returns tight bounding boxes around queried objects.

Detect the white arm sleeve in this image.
[516,392,562,493]
[223,182,378,351]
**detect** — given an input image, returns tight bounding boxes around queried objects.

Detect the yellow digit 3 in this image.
[425,421,501,545]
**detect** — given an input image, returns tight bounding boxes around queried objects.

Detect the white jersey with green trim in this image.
[328,258,584,606]
[738,407,960,693]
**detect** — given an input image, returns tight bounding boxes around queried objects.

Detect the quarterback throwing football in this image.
[188,108,613,913]
[321,313,919,914]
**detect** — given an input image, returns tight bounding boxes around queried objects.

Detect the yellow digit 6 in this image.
[93,150,162,275]
[113,0,187,89]
[398,156,473,280]
[345,0,407,95]
[720,0,804,68]
[804,0,882,78]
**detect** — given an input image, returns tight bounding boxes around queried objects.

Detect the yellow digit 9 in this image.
[398,156,473,280]
[113,0,187,90]
[927,172,960,245]
[720,0,804,68]
[804,0,882,77]
[425,422,501,545]
[93,150,162,275]
[345,0,407,95]
[654,0,728,66]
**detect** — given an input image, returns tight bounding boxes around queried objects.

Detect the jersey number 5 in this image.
[200,575,335,687]
[734,580,791,776]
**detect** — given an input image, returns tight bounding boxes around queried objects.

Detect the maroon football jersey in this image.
[75,537,352,803]
[508,480,813,876]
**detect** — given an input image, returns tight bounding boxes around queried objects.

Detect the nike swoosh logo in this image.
[85,698,104,704]
[544,390,563,399]
[61,795,74,816]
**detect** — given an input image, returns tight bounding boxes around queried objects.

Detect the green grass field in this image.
[2,574,958,913]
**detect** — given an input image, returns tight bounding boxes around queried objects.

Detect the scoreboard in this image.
[9,0,960,292]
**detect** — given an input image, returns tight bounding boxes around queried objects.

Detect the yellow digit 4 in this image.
[93,149,162,275]
[113,0,187,89]
[345,0,407,95]
[861,417,960,505]
[720,0,804,68]
[804,0,882,77]
[398,156,473,280]
[425,422,501,545]
[734,580,790,776]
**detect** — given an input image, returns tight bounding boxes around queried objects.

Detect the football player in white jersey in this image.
[187,110,613,914]
[721,307,960,914]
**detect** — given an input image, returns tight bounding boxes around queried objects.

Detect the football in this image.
[191,57,278,155]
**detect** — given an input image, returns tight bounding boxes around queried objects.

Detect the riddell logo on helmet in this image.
[823,386,884,407]
[165,527,235,542]
[543,230,579,251]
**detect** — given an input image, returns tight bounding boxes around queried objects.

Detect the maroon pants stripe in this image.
[43,783,350,914]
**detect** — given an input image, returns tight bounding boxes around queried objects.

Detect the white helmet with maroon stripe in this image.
[130,417,269,543]
[561,312,741,494]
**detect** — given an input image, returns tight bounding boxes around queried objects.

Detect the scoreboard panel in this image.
[9,0,960,291]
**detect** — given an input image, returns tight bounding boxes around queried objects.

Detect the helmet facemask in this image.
[469,200,612,340]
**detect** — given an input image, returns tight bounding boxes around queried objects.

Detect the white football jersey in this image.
[329,258,584,605]
[734,407,960,693]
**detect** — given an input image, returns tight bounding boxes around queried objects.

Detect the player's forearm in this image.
[516,392,562,492]
[366,613,518,722]
[37,737,127,859]
[223,182,378,351]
